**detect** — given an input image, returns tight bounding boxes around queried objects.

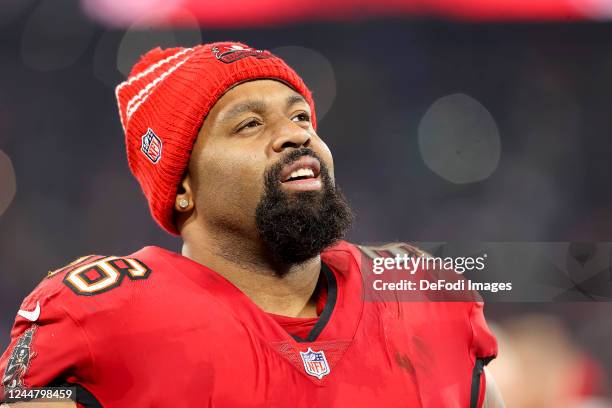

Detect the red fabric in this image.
[268,314,318,339]
[0,241,497,407]
[115,42,316,234]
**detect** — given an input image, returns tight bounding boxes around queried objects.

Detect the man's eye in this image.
[237,119,261,132]
[293,113,310,122]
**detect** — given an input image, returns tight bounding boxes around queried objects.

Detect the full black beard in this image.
[255,148,353,269]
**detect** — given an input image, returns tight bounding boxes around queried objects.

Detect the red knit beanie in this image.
[115,42,317,235]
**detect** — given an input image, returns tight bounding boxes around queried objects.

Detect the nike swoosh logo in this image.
[17,301,40,322]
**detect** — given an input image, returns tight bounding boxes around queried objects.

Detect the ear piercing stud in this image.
[178,199,189,209]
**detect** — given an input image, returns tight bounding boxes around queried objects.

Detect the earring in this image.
[178,199,189,209]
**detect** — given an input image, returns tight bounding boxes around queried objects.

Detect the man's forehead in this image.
[222,79,304,105]
[216,81,309,122]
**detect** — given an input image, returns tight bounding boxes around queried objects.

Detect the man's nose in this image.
[270,119,311,153]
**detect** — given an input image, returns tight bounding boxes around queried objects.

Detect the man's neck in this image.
[181,229,322,318]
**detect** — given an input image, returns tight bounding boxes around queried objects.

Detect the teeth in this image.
[289,168,315,180]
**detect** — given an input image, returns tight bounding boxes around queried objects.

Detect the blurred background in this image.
[1,0,612,406]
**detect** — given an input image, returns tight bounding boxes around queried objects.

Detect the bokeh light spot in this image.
[418,93,501,184]
[21,1,95,71]
[0,0,36,28]
[81,0,181,28]
[116,16,202,77]
[272,46,336,122]
[0,150,17,216]
[570,0,612,19]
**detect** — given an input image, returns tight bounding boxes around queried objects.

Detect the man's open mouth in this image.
[280,156,321,182]
[279,156,322,190]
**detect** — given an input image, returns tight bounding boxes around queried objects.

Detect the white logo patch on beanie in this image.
[141,128,163,164]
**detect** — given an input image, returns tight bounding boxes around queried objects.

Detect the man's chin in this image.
[255,194,353,267]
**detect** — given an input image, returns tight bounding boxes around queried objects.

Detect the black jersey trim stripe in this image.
[293,262,338,343]
[469,356,494,408]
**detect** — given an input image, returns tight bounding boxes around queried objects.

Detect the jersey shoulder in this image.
[346,241,497,358]
[344,240,481,306]
[15,247,165,325]
[38,249,156,296]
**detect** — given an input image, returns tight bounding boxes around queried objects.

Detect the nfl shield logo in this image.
[299,347,330,380]
[141,128,162,163]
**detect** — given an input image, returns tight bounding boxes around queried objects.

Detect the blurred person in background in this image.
[488,315,609,408]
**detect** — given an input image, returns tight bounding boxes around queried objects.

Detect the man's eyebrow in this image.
[286,94,307,108]
[219,94,308,123]
[219,99,266,123]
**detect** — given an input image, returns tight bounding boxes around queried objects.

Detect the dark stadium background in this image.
[1,1,612,405]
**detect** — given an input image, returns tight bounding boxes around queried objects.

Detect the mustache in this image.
[267,148,326,180]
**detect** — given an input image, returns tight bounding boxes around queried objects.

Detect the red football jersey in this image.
[0,241,497,407]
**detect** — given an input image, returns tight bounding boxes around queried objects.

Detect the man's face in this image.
[185,79,352,266]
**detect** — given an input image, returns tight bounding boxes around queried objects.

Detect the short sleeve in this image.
[0,282,92,400]
[470,302,498,360]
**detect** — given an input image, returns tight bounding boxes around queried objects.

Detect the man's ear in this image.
[175,173,194,213]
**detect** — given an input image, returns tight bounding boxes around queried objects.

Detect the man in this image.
[0,42,503,407]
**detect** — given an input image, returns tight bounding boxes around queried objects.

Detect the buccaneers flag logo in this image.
[212,44,272,64]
